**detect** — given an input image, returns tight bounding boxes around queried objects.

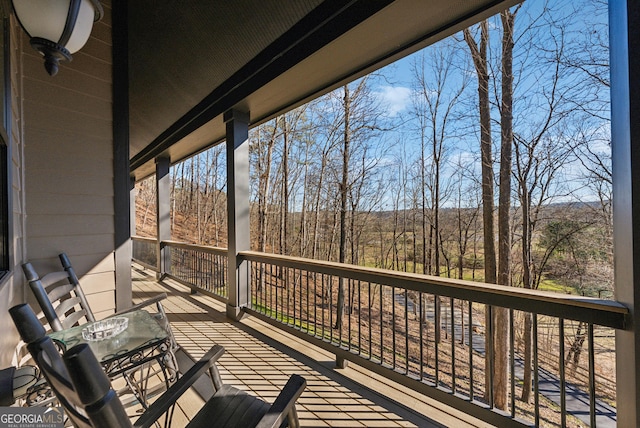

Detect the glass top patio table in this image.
[48,309,170,377]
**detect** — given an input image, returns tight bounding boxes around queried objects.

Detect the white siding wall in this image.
[0,15,28,367]
[21,2,116,321]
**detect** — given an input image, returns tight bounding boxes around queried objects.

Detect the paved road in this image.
[394,292,616,426]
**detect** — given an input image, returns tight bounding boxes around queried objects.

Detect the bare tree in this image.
[328,76,387,330]
[464,19,498,404]
[411,44,466,277]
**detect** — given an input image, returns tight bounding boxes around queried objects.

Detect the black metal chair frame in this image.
[10,303,306,428]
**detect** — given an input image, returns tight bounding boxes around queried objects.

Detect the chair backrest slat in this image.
[40,271,73,287]
[60,310,89,330]
[54,295,85,317]
[47,283,76,303]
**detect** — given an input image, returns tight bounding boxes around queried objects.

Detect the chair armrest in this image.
[113,293,168,316]
[255,374,306,428]
[133,345,225,428]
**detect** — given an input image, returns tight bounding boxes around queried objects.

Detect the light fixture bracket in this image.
[30,38,72,77]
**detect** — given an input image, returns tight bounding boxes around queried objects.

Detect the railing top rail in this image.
[239,250,628,329]
[132,235,157,243]
[162,240,228,256]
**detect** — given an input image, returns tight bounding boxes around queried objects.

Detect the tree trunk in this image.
[494,9,517,411]
[280,117,289,256]
[257,124,276,290]
[464,20,497,404]
[520,178,533,404]
[335,84,350,330]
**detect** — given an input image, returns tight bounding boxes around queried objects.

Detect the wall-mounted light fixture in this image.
[12,0,104,76]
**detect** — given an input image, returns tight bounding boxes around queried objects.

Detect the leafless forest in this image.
[135,0,613,417]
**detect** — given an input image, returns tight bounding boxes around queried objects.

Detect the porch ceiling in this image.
[129,0,517,180]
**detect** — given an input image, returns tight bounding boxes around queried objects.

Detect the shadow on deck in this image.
[131,264,492,428]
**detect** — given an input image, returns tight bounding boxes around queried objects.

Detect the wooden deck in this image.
[131,264,492,427]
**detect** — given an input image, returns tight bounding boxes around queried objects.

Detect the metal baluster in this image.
[245,260,250,311]
[201,250,205,290]
[299,268,303,327]
[270,263,275,318]
[369,281,372,359]
[435,295,440,386]
[219,253,222,293]
[419,291,424,381]
[287,267,291,324]
[329,275,339,343]
[392,285,396,369]
[213,253,217,292]
[286,267,291,323]
[559,318,566,428]
[314,272,318,338]
[418,291,425,380]
[255,262,259,308]
[322,274,326,340]
[248,261,252,307]
[329,275,333,343]
[510,309,515,418]
[182,248,186,284]
[202,252,206,291]
[291,268,296,327]
[534,314,539,427]
[262,263,273,316]
[451,297,456,393]
[379,283,383,363]
[469,301,473,401]
[588,323,596,427]
[190,249,193,285]
[347,278,351,351]
[405,289,410,374]
[204,252,208,291]
[196,250,200,289]
[487,305,494,408]
[358,280,362,355]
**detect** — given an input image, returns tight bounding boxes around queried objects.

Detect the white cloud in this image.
[376,86,412,117]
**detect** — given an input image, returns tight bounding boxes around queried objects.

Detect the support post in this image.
[225,109,250,321]
[112,0,132,312]
[155,156,171,279]
[612,1,640,425]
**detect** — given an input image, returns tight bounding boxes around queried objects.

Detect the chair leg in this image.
[288,407,300,428]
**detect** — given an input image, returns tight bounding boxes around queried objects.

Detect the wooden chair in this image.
[22,253,173,337]
[22,253,180,403]
[10,303,307,428]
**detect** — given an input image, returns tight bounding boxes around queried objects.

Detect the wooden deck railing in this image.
[132,237,628,427]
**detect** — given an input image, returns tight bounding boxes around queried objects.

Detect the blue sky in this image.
[360,0,610,209]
